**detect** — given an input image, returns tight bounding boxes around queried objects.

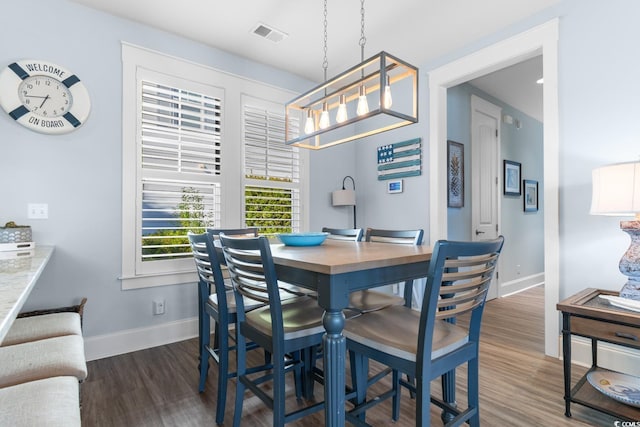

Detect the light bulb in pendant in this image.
[304,110,315,134]
[382,76,393,109]
[357,85,369,116]
[336,94,348,123]
[319,102,330,129]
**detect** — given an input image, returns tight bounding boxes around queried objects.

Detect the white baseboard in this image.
[500,273,544,297]
[84,317,199,361]
[557,334,640,377]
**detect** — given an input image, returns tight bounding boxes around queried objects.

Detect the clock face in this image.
[18,75,73,118]
[0,59,91,134]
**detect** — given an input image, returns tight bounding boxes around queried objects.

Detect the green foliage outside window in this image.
[245,175,294,236]
[142,177,295,260]
[142,187,211,260]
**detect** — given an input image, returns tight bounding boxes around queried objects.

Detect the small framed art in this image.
[524,180,539,212]
[503,160,521,196]
[447,140,464,208]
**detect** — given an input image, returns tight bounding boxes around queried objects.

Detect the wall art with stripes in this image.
[377,138,421,181]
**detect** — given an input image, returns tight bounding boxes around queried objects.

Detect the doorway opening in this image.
[428,19,560,357]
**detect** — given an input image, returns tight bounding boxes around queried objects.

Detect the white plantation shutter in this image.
[139,81,222,266]
[122,44,308,288]
[243,100,300,235]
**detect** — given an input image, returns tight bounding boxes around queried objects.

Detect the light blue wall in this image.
[352,0,640,303]
[0,0,336,338]
[3,0,640,344]
[446,83,544,285]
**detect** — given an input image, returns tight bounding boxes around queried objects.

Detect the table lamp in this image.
[332,176,356,229]
[590,161,640,299]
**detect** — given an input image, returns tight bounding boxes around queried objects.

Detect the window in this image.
[242,99,300,235]
[140,81,222,265]
[121,44,307,289]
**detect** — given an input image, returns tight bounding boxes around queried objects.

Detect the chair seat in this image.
[244,296,326,340]
[0,335,87,387]
[0,376,80,426]
[344,305,469,361]
[1,312,82,347]
[349,290,405,313]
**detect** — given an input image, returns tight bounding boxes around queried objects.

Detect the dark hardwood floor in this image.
[81,286,617,426]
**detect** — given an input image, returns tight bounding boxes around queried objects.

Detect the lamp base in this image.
[620,280,640,300]
[619,220,640,300]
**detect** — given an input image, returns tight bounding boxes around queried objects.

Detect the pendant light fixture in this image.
[285,0,418,150]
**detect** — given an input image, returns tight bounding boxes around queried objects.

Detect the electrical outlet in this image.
[27,203,48,219]
[153,300,165,315]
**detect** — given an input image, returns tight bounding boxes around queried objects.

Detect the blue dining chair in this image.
[325,227,424,314]
[356,227,425,312]
[322,227,364,241]
[188,228,268,425]
[219,233,326,427]
[344,236,504,426]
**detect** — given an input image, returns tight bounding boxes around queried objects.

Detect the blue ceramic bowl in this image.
[278,232,329,247]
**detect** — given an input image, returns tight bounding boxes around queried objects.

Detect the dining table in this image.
[270,238,433,426]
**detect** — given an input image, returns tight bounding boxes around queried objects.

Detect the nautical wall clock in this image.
[0,59,90,134]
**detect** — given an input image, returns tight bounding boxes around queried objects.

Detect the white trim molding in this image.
[501,273,545,297]
[84,317,198,361]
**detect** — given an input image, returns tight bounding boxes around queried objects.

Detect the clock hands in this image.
[22,94,51,109]
[39,95,50,108]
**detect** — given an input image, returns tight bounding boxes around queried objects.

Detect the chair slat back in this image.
[418,237,504,362]
[436,251,500,321]
[207,228,258,264]
[322,227,364,241]
[364,228,424,245]
[188,232,230,311]
[219,234,284,329]
[207,228,258,238]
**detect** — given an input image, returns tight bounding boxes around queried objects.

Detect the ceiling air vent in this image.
[251,23,288,43]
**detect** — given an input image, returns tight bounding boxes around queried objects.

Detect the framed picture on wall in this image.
[447,140,464,207]
[524,179,539,212]
[503,160,521,196]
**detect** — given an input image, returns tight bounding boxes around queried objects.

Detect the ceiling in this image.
[71,0,552,121]
[469,55,543,122]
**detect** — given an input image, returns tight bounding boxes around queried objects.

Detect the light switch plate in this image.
[28,203,48,219]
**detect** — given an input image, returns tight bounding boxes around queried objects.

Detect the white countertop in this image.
[0,245,54,343]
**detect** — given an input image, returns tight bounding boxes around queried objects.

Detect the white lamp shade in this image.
[590,161,640,216]
[332,189,356,206]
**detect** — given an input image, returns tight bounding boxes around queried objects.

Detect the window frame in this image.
[121,43,308,289]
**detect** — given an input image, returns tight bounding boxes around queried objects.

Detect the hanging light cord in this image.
[359,0,366,62]
[323,0,328,82]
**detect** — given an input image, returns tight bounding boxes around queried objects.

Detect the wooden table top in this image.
[269,239,433,275]
[557,287,640,326]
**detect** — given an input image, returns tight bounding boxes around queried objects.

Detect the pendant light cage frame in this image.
[285,51,418,150]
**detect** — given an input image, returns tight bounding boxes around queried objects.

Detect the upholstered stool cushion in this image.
[0,335,87,387]
[0,376,80,426]
[1,312,82,347]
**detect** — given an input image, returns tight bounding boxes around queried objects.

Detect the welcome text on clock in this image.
[24,63,66,79]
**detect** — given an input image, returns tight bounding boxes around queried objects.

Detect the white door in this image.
[471,95,501,299]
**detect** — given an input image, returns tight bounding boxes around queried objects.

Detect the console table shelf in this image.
[557,288,640,421]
